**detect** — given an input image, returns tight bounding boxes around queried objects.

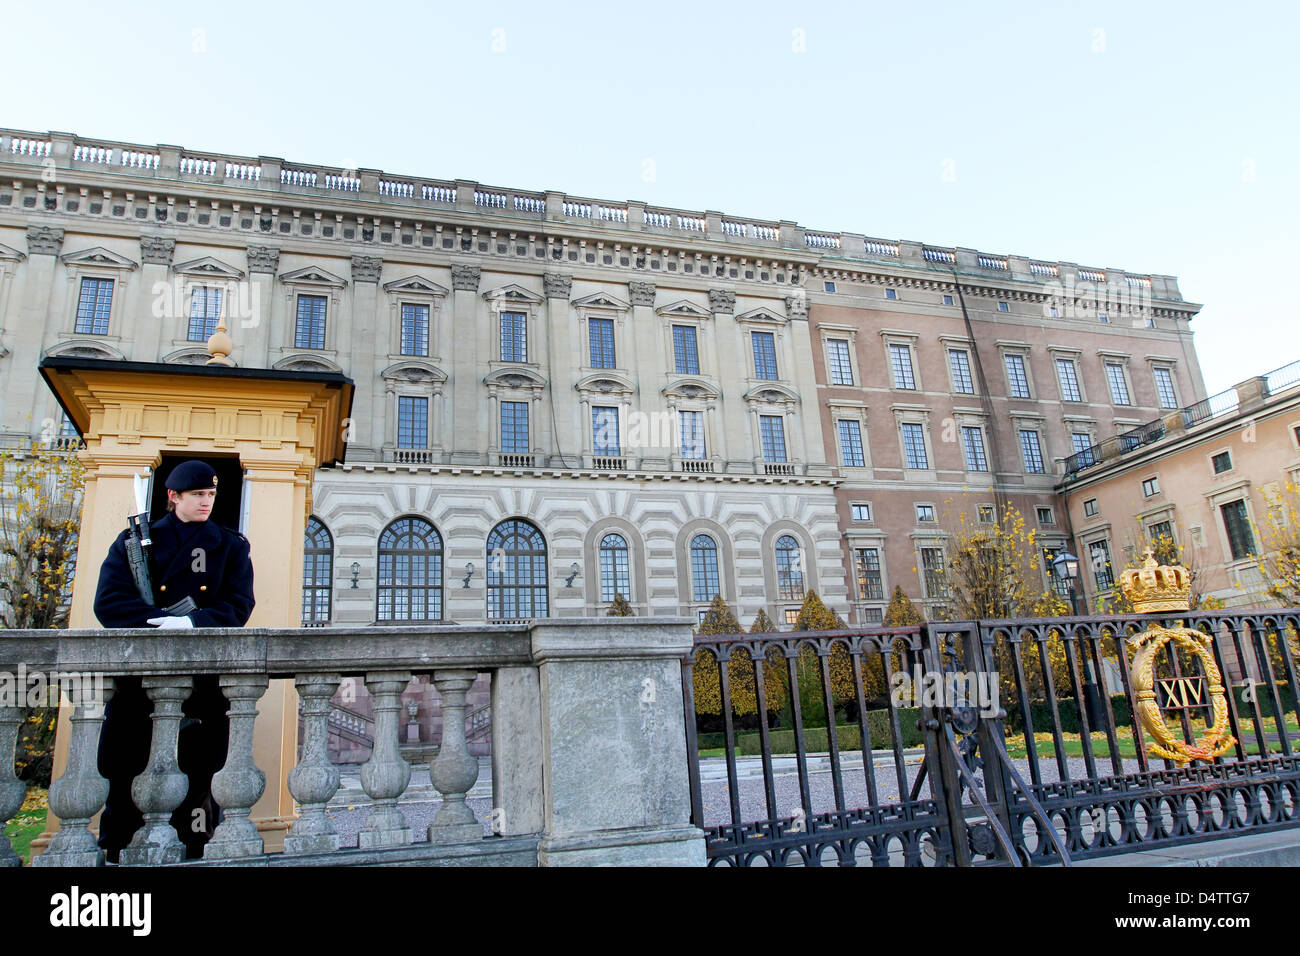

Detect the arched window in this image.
[487,519,548,620]
[599,533,630,603]
[377,517,443,622]
[690,534,720,603]
[303,517,333,624]
[775,534,805,601]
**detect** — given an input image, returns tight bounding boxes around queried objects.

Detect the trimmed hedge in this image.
[1005,684,1297,736]
[734,708,921,756]
[1233,683,1297,720]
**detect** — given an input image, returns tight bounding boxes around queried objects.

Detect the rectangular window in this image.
[997,301,1010,312]
[824,281,836,293]
[885,288,897,300]
[1019,429,1045,474]
[1004,354,1031,398]
[752,331,778,379]
[948,349,974,394]
[396,396,428,449]
[1142,476,1160,497]
[672,325,700,375]
[921,548,947,598]
[1098,313,1110,324]
[1105,363,1131,404]
[901,422,928,469]
[851,503,872,522]
[400,303,429,356]
[759,415,787,462]
[679,410,705,459]
[500,401,529,454]
[837,419,865,467]
[1221,499,1257,561]
[1211,451,1233,474]
[861,607,884,624]
[961,426,988,472]
[75,278,114,335]
[500,311,527,362]
[187,287,222,342]
[1056,359,1082,401]
[827,339,854,385]
[889,344,916,390]
[294,294,327,350]
[1071,432,1095,466]
[1148,521,1177,564]
[1036,506,1055,525]
[855,548,884,601]
[592,406,620,455]
[1154,367,1178,408]
[978,505,994,523]
[916,504,936,522]
[942,294,954,306]
[589,317,616,369]
[1083,498,1099,517]
[784,609,800,625]
[1089,540,1114,590]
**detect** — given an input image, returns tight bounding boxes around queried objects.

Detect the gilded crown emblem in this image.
[1120,549,1191,613]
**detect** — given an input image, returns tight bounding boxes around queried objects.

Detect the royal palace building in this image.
[0,129,1211,747]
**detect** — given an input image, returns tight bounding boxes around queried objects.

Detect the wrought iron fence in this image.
[683,610,1300,866]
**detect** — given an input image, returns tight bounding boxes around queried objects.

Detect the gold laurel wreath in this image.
[1129,623,1236,764]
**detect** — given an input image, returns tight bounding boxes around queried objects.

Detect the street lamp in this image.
[1052,549,1080,615]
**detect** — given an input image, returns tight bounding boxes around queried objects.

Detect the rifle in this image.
[125,472,197,618]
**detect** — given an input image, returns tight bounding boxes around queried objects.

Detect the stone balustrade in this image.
[0,126,1187,298]
[0,620,704,867]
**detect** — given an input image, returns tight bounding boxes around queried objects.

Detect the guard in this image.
[92,459,256,861]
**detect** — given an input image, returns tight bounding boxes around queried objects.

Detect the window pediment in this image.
[382,361,447,385]
[743,383,800,404]
[278,266,347,287]
[162,347,221,366]
[274,354,342,372]
[655,300,711,320]
[0,243,25,262]
[173,257,245,280]
[576,372,635,394]
[572,292,630,313]
[662,377,720,401]
[61,246,138,270]
[483,283,543,305]
[46,340,126,361]
[735,306,787,326]
[485,366,547,389]
[384,274,449,297]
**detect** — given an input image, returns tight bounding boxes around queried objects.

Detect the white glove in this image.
[147,616,194,629]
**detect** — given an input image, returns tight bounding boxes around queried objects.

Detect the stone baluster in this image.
[428,670,482,843]
[204,675,269,860]
[284,674,342,855]
[32,685,115,867]
[358,672,412,848]
[0,706,27,866]
[120,677,192,865]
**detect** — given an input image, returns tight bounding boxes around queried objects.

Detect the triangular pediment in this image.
[60,246,138,270]
[735,307,787,325]
[383,274,450,297]
[173,256,245,280]
[483,283,543,304]
[278,266,347,287]
[0,242,25,262]
[571,292,630,312]
[655,300,711,320]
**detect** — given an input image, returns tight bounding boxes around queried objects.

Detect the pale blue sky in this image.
[4,0,1296,394]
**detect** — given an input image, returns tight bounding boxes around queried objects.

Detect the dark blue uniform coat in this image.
[93,512,256,860]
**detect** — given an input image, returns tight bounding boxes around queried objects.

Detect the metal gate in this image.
[682,610,1300,866]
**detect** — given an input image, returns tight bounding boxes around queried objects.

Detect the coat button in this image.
[200,585,207,591]
[160,585,166,591]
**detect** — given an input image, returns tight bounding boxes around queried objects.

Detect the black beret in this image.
[165,460,218,493]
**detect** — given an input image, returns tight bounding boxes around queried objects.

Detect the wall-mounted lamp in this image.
[565,562,581,588]
[462,562,475,588]
[350,561,360,589]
